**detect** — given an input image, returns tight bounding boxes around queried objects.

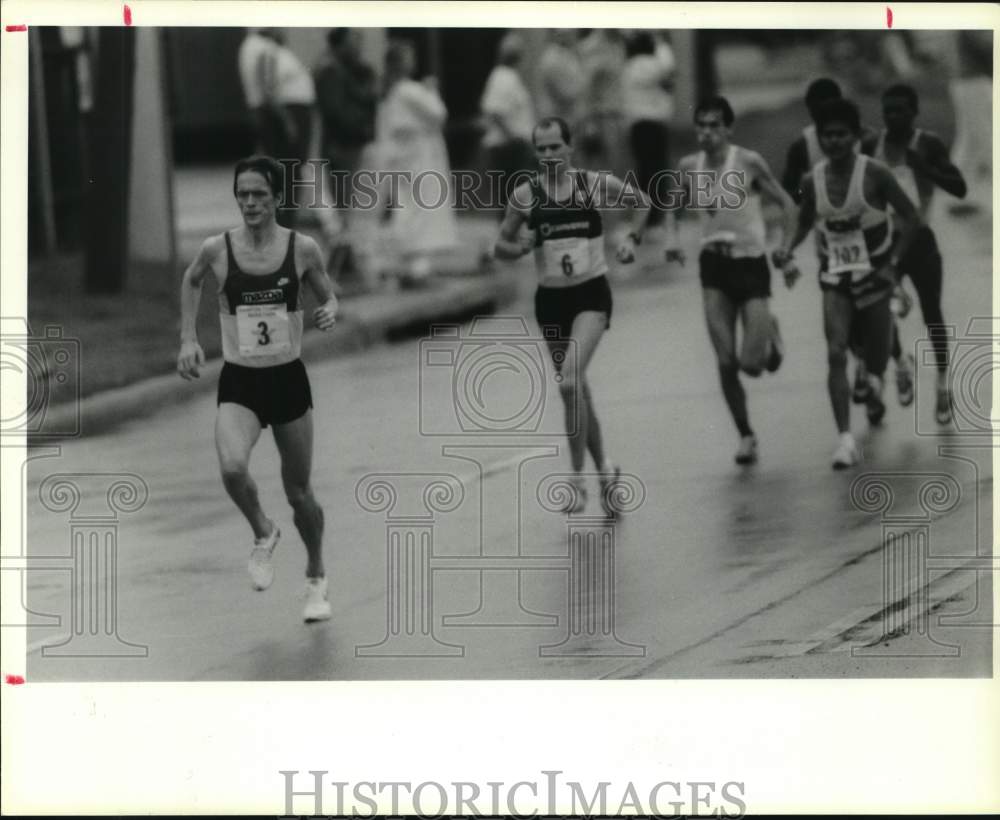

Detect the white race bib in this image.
[236,304,291,357]
[542,237,592,280]
[826,228,872,281]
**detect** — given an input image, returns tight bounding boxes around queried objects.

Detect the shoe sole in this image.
[304,610,332,623]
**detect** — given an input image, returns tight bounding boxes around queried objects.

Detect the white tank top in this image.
[696,145,766,258]
[873,128,929,220]
[814,155,893,280]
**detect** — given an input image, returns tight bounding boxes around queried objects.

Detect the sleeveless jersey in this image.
[814,155,892,283]
[696,145,766,258]
[529,170,609,288]
[219,230,303,368]
[873,128,930,220]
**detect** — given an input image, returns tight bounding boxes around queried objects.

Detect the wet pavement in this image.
[21,201,994,681]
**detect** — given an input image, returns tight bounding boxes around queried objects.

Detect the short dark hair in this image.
[694,96,735,127]
[815,98,861,134]
[233,155,283,198]
[533,116,572,146]
[626,31,655,59]
[805,77,842,108]
[883,83,919,111]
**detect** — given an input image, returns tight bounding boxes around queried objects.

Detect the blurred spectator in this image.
[237,28,315,228]
[577,28,627,171]
[479,32,536,215]
[314,28,378,286]
[622,31,675,227]
[377,40,458,281]
[948,30,992,213]
[536,29,586,127]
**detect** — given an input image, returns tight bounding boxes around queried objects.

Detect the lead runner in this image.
[177,155,339,622]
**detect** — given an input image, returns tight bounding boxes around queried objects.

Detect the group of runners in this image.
[176,78,966,622]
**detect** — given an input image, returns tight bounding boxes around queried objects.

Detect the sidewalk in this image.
[27,166,517,442]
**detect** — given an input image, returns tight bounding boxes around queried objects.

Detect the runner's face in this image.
[882,95,916,137]
[235,171,277,226]
[818,121,856,161]
[533,124,571,173]
[694,111,729,152]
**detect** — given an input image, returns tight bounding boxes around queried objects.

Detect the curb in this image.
[34,272,520,442]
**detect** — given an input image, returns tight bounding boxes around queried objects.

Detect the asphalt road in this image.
[22,200,994,681]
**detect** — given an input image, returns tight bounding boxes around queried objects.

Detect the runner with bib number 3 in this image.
[177,155,339,623]
[495,116,650,517]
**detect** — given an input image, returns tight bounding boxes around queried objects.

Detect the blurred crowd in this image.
[236,27,677,289]
[235,27,991,290]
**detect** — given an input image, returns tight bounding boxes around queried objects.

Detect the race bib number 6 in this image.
[236,304,291,357]
[543,237,592,279]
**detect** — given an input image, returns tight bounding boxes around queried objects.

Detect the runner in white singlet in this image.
[667,96,799,467]
[780,99,921,469]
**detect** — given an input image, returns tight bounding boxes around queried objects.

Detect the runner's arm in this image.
[300,235,339,331]
[909,133,967,199]
[877,164,922,278]
[599,171,651,245]
[177,238,218,378]
[663,160,693,262]
[779,172,816,256]
[781,137,808,202]
[748,151,799,254]
[494,184,534,260]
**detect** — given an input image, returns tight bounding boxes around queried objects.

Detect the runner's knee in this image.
[284,480,315,509]
[219,459,250,487]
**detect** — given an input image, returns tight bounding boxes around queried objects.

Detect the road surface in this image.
[20,201,994,681]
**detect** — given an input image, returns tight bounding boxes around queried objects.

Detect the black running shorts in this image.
[698,250,772,303]
[217,359,313,427]
[534,274,613,341]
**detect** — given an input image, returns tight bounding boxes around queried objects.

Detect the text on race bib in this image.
[542,236,592,280]
[825,226,872,279]
[236,304,291,357]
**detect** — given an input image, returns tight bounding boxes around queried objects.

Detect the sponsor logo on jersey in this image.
[242,288,285,304]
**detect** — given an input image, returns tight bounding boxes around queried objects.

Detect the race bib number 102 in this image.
[236,304,291,357]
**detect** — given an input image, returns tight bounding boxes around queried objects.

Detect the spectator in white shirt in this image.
[480,32,536,215]
[237,28,316,227]
[622,31,675,227]
[537,30,585,128]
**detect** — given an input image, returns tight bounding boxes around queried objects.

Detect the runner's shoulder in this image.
[198,233,229,265]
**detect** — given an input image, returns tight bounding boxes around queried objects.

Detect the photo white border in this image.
[2,1,998,814]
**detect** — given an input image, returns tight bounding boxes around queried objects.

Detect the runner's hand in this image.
[177,340,205,380]
[616,236,637,264]
[782,262,801,289]
[664,247,686,266]
[314,297,339,331]
[518,232,536,256]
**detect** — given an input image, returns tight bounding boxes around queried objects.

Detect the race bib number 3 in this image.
[543,237,592,279]
[236,304,291,357]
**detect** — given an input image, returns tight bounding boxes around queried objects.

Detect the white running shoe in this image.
[735,435,758,466]
[831,434,859,470]
[248,523,280,591]
[303,576,332,623]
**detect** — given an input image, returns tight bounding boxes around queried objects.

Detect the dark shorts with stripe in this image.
[535,274,613,341]
[698,250,772,304]
[217,359,313,428]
